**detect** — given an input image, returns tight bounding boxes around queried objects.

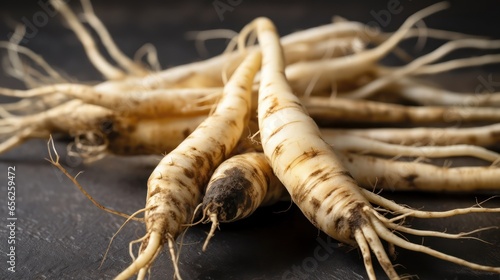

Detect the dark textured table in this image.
[0,1,500,279]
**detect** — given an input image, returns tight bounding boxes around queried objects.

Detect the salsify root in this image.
[200,151,286,251]
[337,151,500,192]
[342,38,500,100]
[0,84,222,117]
[305,96,500,124]
[285,2,449,95]
[115,51,261,280]
[394,78,500,107]
[329,135,500,163]
[323,123,500,147]
[251,15,500,280]
[0,99,207,157]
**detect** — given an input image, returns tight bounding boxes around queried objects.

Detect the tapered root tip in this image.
[114,232,162,280]
[202,212,219,252]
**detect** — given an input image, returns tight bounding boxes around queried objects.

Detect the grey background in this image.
[1,0,500,279]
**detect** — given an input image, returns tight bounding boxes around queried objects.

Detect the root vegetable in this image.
[395,79,500,107]
[50,0,126,80]
[343,39,500,99]
[201,151,286,251]
[305,96,500,124]
[252,16,500,279]
[324,123,500,147]
[336,151,500,192]
[79,0,149,76]
[285,3,448,95]
[115,51,261,280]
[329,135,500,163]
[0,85,221,117]
[0,100,206,156]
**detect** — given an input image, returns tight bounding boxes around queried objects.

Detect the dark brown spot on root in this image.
[347,203,368,239]
[149,186,161,197]
[326,205,333,215]
[404,173,418,188]
[169,210,177,221]
[284,148,324,173]
[272,143,284,158]
[99,119,114,134]
[490,129,500,138]
[182,167,194,179]
[182,128,191,138]
[175,177,188,188]
[193,154,205,169]
[310,197,321,211]
[202,167,253,222]
[467,135,478,145]
[334,216,346,232]
[227,119,237,127]
[264,97,279,118]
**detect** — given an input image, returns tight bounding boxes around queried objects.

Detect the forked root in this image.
[366,208,500,273]
[202,211,219,252]
[353,199,500,279]
[115,232,164,280]
[361,189,500,219]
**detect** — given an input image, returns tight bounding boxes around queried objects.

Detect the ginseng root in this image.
[115,51,261,280]
[200,151,286,251]
[337,151,500,192]
[252,16,500,280]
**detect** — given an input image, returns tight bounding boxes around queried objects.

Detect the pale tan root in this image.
[139,20,369,89]
[395,79,500,107]
[365,209,500,273]
[135,19,477,91]
[252,16,401,280]
[329,135,500,163]
[3,26,45,88]
[0,100,112,155]
[0,39,67,85]
[202,212,219,252]
[0,99,207,157]
[285,3,449,94]
[50,0,125,80]
[133,43,161,71]
[47,136,142,220]
[354,201,500,278]
[353,230,376,280]
[185,29,240,58]
[80,0,148,76]
[370,210,496,242]
[0,84,221,117]
[284,37,365,65]
[106,114,207,156]
[415,54,500,75]
[253,14,500,280]
[323,123,500,147]
[100,208,148,269]
[200,152,285,250]
[0,94,70,116]
[337,152,500,191]
[360,189,500,219]
[305,96,500,124]
[116,232,163,280]
[343,39,500,99]
[361,224,399,278]
[116,52,261,279]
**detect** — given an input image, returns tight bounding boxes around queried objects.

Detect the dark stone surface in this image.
[0,1,499,279]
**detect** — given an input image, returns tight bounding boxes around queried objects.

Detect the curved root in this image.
[202,211,219,252]
[115,232,163,280]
